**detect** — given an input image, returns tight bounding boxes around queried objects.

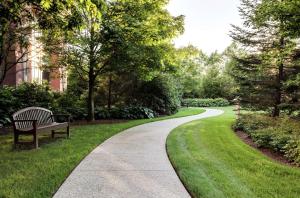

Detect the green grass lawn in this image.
[167,107,300,198]
[0,108,204,198]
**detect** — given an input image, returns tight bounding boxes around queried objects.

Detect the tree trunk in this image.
[87,26,96,122]
[87,78,95,121]
[273,37,285,117]
[107,74,112,110]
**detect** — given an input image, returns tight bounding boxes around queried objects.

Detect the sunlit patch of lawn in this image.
[167,107,300,198]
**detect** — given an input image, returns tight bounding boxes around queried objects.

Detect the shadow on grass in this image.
[12,134,68,151]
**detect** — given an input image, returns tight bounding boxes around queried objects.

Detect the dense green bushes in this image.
[95,106,155,120]
[0,83,157,126]
[0,83,54,126]
[133,76,182,115]
[182,98,230,107]
[233,114,300,166]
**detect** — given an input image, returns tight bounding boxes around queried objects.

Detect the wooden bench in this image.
[12,107,70,149]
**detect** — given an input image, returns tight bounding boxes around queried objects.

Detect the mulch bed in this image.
[235,130,294,167]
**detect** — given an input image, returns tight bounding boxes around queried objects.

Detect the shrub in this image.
[0,83,54,126]
[133,76,182,115]
[0,86,16,126]
[182,98,230,107]
[95,107,111,120]
[53,92,87,121]
[13,82,54,109]
[95,106,155,120]
[0,82,157,125]
[284,138,300,165]
[233,114,274,134]
[233,114,300,166]
[0,83,89,124]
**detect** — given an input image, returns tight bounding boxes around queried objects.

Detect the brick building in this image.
[2,29,67,92]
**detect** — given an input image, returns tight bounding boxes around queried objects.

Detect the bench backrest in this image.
[13,107,54,129]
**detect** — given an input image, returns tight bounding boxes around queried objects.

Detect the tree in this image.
[255,0,300,38]
[174,45,205,98]
[200,52,236,99]
[59,1,105,121]
[63,0,184,120]
[230,0,300,116]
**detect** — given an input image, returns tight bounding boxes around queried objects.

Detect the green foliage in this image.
[182,98,230,107]
[232,114,274,134]
[13,82,54,109]
[95,106,155,120]
[53,92,87,121]
[0,82,160,124]
[255,0,300,38]
[234,114,300,166]
[0,83,54,126]
[175,47,237,99]
[45,0,185,121]
[133,76,182,115]
[0,86,16,125]
[200,65,236,99]
[230,0,300,116]
[174,46,204,98]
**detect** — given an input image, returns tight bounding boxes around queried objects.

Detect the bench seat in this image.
[18,122,69,133]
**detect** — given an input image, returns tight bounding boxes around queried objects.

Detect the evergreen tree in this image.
[230,0,300,116]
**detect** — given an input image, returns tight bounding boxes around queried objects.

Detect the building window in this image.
[42,70,50,82]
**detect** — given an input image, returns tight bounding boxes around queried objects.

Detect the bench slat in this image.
[13,107,53,129]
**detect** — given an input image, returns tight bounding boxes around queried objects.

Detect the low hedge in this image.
[182,98,230,107]
[233,114,300,166]
[95,106,155,120]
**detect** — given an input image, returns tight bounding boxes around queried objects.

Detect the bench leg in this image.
[51,130,55,138]
[33,132,38,149]
[67,126,70,138]
[14,132,19,148]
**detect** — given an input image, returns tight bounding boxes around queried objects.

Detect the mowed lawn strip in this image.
[0,108,205,198]
[167,107,300,198]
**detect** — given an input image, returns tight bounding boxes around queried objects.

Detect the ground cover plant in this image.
[167,107,300,198]
[233,113,300,166]
[0,108,204,198]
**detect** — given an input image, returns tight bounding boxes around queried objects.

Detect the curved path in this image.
[54,109,223,198]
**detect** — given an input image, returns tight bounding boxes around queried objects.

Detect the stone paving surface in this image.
[53,109,224,198]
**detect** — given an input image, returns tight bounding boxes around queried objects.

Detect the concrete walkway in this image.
[54,108,223,198]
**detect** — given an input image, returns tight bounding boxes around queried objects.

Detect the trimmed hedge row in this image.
[233,114,300,166]
[182,98,230,107]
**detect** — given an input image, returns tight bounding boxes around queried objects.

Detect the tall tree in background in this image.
[174,45,205,98]
[230,0,300,116]
[62,0,184,121]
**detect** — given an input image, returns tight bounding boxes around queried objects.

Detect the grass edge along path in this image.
[0,108,205,198]
[167,107,300,198]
